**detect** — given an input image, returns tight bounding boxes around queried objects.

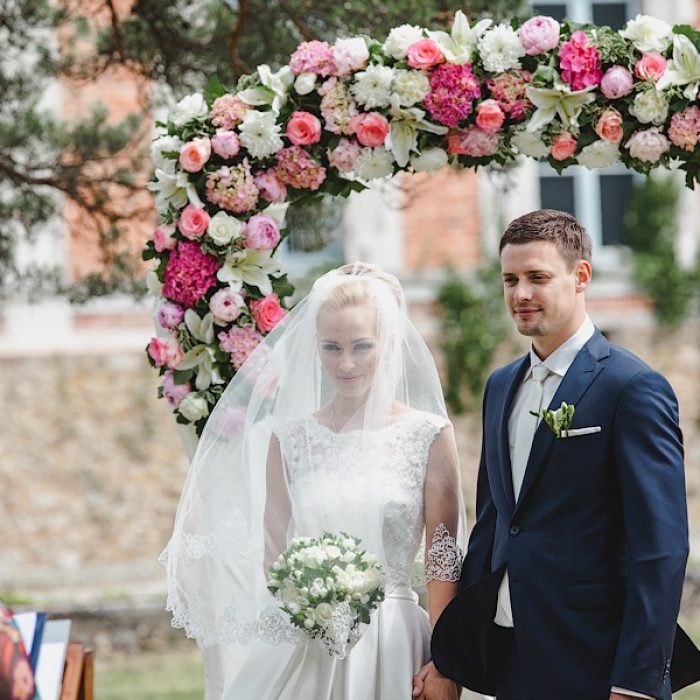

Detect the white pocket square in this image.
[560,426,601,438]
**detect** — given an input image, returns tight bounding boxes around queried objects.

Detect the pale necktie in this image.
[512,363,551,501]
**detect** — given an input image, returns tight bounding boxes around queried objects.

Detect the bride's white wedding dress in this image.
[222,409,484,699]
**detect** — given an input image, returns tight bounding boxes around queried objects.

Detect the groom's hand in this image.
[412,661,459,700]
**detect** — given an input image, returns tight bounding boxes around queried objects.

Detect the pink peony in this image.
[289,40,336,76]
[350,112,390,147]
[218,324,264,369]
[254,169,287,203]
[600,66,634,99]
[209,287,246,323]
[179,136,211,173]
[319,78,358,135]
[559,31,602,91]
[163,240,220,308]
[206,161,259,213]
[153,223,176,252]
[286,111,323,146]
[519,15,561,55]
[668,106,700,151]
[210,93,250,130]
[250,293,286,332]
[244,214,281,250]
[406,39,445,70]
[635,53,667,82]
[157,300,184,329]
[447,127,499,157]
[178,204,210,239]
[425,63,481,128]
[162,370,191,407]
[486,69,533,120]
[328,138,362,173]
[147,336,183,369]
[550,132,578,161]
[625,127,671,163]
[275,146,327,190]
[332,37,369,77]
[475,99,506,133]
[595,108,624,144]
[211,129,241,159]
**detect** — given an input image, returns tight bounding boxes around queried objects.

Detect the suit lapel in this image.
[513,331,609,517]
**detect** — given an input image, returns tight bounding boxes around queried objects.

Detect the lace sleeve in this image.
[425,523,463,582]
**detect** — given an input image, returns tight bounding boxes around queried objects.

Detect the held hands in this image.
[412,661,459,700]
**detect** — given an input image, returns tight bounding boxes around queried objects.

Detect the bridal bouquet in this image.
[266,532,385,657]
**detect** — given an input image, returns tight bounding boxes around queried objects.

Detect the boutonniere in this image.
[531,401,575,438]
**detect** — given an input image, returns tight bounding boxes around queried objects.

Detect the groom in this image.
[422,209,699,700]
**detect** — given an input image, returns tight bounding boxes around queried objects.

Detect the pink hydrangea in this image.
[289,40,336,76]
[668,106,700,151]
[162,370,191,407]
[275,146,327,190]
[485,70,533,121]
[319,78,358,135]
[559,31,602,91]
[205,161,259,213]
[424,63,482,128]
[210,94,251,130]
[162,240,220,308]
[328,138,362,172]
[218,325,264,369]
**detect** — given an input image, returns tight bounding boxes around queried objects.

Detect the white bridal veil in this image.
[160,263,467,664]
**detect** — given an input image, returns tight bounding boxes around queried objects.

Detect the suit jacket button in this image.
[509,526,520,535]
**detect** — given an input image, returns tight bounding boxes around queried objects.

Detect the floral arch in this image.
[145,11,700,432]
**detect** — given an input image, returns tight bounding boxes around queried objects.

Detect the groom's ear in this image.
[574,259,592,292]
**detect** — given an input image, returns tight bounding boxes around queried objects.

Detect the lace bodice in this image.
[275,410,450,589]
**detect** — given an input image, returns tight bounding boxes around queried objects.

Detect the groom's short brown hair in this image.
[499,209,592,269]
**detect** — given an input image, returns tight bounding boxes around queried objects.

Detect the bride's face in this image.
[317,305,379,400]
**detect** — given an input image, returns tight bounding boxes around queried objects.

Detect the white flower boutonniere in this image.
[531,401,575,438]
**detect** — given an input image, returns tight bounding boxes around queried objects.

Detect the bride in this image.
[161,263,485,699]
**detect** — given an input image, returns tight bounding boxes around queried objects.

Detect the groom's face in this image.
[500,240,590,356]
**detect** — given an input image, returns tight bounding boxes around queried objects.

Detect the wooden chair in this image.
[60,642,94,700]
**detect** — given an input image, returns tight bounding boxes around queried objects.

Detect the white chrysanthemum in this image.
[576,140,621,169]
[238,110,284,158]
[629,89,669,125]
[351,65,395,109]
[620,14,673,53]
[511,129,549,159]
[353,147,395,180]
[478,24,525,72]
[150,135,183,173]
[383,24,425,60]
[410,147,448,172]
[171,93,209,127]
[392,69,430,107]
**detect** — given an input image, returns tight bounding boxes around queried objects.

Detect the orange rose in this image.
[595,108,624,144]
[550,132,577,161]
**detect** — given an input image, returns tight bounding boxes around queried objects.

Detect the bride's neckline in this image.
[308,409,414,435]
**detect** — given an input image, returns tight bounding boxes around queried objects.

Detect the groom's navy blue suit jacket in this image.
[432,329,699,699]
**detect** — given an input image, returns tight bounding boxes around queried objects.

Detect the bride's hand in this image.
[412,661,459,700]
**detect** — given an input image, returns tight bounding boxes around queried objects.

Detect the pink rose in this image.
[475,99,506,134]
[635,53,667,82]
[147,336,183,369]
[550,132,578,161]
[349,112,390,147]
[447,128,499,157]
[406,39,444,70]
[245,214,280,250]
[209,287,246,323]
[254,169,287,203]
[600,66,634,99]
[332,37,369,77]
[625,127,671,163]
[595,108,624,144]
[250,294,286,332]
[178,204,210,239]
[519,15,561,55]
[162,370,191,408]
[153,223,176,252]
[157,301,184,329]
[211,129,240,158]
[286,111,323,146]
[178,137,211,173]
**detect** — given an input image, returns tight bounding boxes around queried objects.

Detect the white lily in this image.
[525,84,596,132]
[656,34,700,100]
[388,95,448,167]
[239,64,294,113]
[217,249,281,295]
[262,202,289,228]
[147,168,204,213]
[427,10,492,64]
[178,311,222,390]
